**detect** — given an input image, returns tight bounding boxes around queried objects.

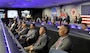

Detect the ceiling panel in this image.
[0,0,89,8]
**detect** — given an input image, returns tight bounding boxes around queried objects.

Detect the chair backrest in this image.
[42,36,51,53]
[47,36,51,46]
[65,42,73,53]
[47,36,51,42]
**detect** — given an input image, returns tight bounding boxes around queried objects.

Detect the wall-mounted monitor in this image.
[21,10,31,18]
[7,10,18,18]
[0,9,6,18]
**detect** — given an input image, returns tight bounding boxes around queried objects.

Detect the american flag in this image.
[81,15,90,27]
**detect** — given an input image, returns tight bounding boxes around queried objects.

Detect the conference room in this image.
[0,0,90,53]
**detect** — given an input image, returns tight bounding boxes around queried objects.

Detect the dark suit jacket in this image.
[65,16,70,24]
[33,33,47,50]
[11,23,18,33]
[78,17,82,24]
[22,29,37,44]
[25,29,37,39]
[18,27,29,35]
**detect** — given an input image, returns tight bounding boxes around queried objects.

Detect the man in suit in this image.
[19,23,37,46]
[77,14,82,24]
[64,13,70,24]
[44,15,48,23]
[24,26,47,53]
[15,21,22,32]
[50,25,71,52]
[17,21,28,39]
[13,21,22,35]
[10,20,17,33]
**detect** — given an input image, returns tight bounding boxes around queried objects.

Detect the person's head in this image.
[18,21,22,26]
[13,20,17,23]
[22,21,27,28]
[81,23,87,30]
[39,26,47,35]
[52,20,55,24]
[30,23,35,29]
[77,13,80,17]
[58,25,70,37]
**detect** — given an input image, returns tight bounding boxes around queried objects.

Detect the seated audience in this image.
[17,21,28,38]
[32,19,36,24]
[26,24,37,43]
[8,19,13,28]
[19,23,37,46]
[50,25,71,52]
[10,20,17,33]
[81,23,88,31]
[24,26,47,53]
[16,21,22,32]
[13,21,22,35]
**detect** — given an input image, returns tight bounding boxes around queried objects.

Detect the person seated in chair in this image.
[50,25,71,52]
[24,26,47,53]
[15,21,22,32]
[10,20,17,33]
[13,21,22,35]
[19,23,37,46]
[81,23,88,31]
[17,21,28,39]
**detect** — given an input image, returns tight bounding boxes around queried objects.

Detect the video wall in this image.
[0,9,32,19]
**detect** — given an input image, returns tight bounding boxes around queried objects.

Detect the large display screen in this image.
[0,9,5,18]
[7,10,18,18]
[21,10,31,18]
